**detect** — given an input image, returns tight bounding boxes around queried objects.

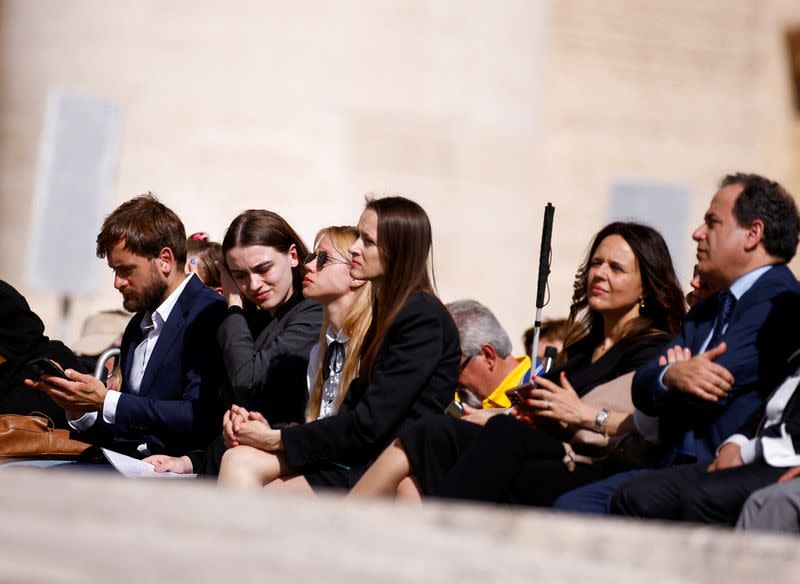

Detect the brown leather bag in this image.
[0,414,91,458]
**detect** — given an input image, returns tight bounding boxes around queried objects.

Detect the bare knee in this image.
[396,475,422,503]
[218,445,275,488]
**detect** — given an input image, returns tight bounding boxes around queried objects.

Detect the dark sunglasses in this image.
[459,354,475,374]
[303,251,350,272]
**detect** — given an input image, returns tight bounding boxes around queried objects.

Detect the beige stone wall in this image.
[2,0,800,353]
[540,0,800,321]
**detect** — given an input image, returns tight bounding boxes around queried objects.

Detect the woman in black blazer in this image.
[215,196,460,492]
[215,210,322,424]
[351,222,687,505]
[145,210,322,475]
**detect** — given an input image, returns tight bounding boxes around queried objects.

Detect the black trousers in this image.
[399,414,484,495]
[610,460,786,525]
[191,435,227,477]
[432,415,608,507]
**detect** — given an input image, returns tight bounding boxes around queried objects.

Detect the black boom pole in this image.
[530,202,555,368]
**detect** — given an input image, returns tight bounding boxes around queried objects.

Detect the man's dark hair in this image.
[721,173,800,263]
[96,193,187,264]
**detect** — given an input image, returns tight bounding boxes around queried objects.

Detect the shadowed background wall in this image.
[2,0,800,352]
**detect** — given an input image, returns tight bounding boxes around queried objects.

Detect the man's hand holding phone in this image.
[24,358,108,418]
[27,357,70,381]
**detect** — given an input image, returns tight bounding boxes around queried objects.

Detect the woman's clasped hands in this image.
[223,404,278,450]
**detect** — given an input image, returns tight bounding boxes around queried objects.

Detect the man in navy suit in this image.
[554,172,800,514]
[613,350,800,525]
[29,194,226,457]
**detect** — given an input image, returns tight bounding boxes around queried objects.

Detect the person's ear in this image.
[481,344,498,371]
[743,220,765,252]
[212,286,224,297]
[288,244,299,268]
[157,247,176,275]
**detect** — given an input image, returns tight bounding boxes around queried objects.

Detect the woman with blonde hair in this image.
[302,226,372,421]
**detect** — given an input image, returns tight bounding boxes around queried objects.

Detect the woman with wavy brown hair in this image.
[351,221,687,505]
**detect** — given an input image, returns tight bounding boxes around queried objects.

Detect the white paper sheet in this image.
[101,448,197,479]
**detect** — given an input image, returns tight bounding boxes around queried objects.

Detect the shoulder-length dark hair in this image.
[358,195,437,379]
[221,210,309,299]
[561,221,686,360]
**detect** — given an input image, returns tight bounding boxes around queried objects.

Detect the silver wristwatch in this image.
[594,408,610,432]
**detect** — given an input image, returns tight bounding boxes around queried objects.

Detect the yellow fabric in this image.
[482,356,532,409]
[454,356,532,410]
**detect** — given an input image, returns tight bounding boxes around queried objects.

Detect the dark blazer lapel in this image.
[137,277,199,396]
[687,297,718,354]
[255,314,282,350]
[785,347,800,373]
[255,295,303,349]
[757,353,800,438]
[684,265,790,354]
[762,348,800,408]
[726,264,793,330]
[121,312,145,393]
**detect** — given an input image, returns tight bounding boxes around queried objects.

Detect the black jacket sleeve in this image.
[218,300,322,420]
[281,294,459,467]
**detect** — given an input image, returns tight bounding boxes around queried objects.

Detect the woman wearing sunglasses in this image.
[301,226,372,422]
[215,196,460,493]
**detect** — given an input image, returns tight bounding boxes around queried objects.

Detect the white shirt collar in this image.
[728,264,773,300]
[325,324,350,345]
[140,273,195,334]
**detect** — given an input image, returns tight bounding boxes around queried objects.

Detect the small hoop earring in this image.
[639,297,646,310]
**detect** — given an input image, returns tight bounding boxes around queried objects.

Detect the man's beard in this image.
[122,271,168,313]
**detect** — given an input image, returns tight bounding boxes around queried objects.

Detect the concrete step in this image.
[0,468,796,583]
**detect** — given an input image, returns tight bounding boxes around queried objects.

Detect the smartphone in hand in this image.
[505,382,535,408]
[444,400,466,418]
[26,357,69,381]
